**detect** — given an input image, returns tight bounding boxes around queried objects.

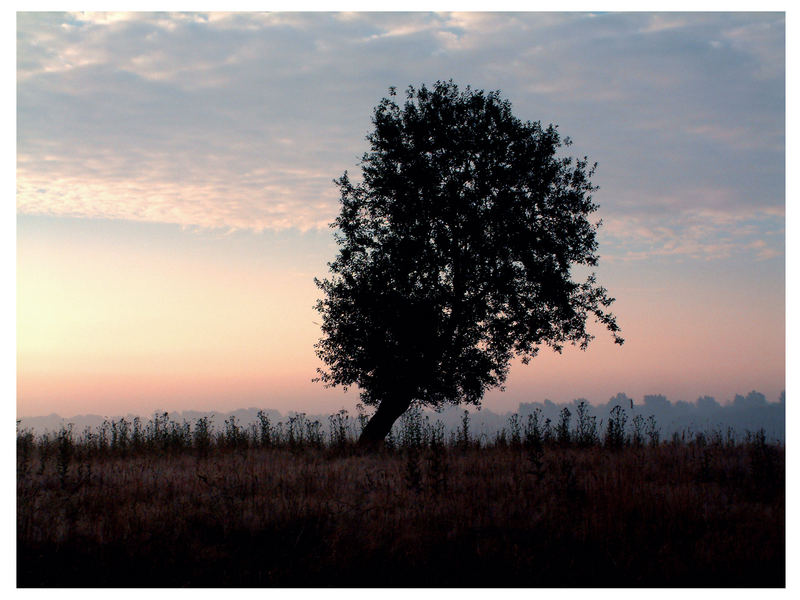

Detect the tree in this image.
[314,81,623,446]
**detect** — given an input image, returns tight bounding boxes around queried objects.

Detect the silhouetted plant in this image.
[725,426,737,448]
[556,407,572,446]
[495,427,508,448]
[56,424,74,487]
[431,419,446,449]
[507,413,522,448]
[314,80,622,446]
[110,418,130,455]
[145,412,172,452]
[459,410,471,450]
[425,417,448,492]
[574,400,599,447]
[694,431,707,448]
[399,405,423,449]
[605,405,627,449]
[631,414,645,448]
[257,410,274,448]
[709,428,723,447]
[79,425,97,454]
[306,419,323,449]
[646,415,660,447]
[355,404,369,436]
[97,420,110,451]
[17,423,33,478]
[193,416,212,458]
[131,416,144,452]
[273,422,285,446]
[169,419,191,452]
[328,409,350,449]
[36,432,51,475]
[543,418,554,446]
[287,413,313,449]
[524,409,543,451]
[418,414,443,449]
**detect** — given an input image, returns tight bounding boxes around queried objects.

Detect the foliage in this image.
[314,80,622,441]
[646,414,660,447]
[574,400,599,447]
[556,407,572,446]
[605,405,628,449]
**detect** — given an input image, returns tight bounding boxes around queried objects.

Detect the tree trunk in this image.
[358,396,411,448]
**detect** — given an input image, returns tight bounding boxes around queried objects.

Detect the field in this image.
[17,410,785,587]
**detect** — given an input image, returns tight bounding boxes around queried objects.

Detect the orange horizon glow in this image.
[17,217,784,419]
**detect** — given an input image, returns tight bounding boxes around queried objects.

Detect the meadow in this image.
[17,406,784,587]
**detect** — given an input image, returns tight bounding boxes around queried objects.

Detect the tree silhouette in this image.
[314,81,623,446]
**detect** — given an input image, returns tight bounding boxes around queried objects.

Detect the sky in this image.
[15,10,786,419]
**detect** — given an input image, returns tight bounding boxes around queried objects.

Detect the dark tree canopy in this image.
[314,81,622,445]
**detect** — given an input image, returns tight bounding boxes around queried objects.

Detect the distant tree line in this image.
[518,390,785,443]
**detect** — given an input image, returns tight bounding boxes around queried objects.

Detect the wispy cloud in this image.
[600,204,784,262]
[17,12,784,258]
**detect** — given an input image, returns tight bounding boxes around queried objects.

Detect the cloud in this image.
[16,168,335,232]
[599,203,784,262]
[17,12,784,258]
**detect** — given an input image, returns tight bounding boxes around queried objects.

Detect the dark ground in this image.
[18,443,785,587]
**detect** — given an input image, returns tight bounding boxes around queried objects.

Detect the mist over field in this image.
[19,390,785,443]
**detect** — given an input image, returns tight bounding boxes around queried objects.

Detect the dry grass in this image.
[18,441,784,587]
